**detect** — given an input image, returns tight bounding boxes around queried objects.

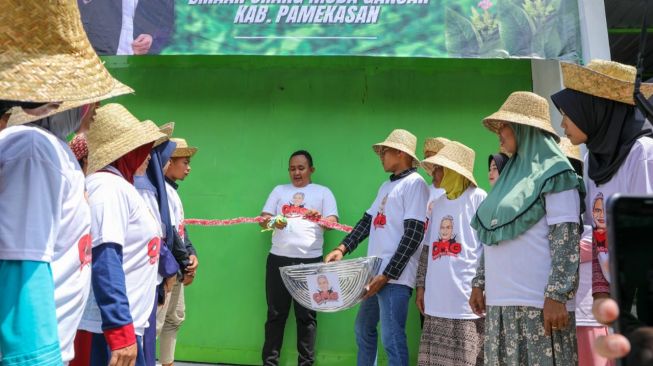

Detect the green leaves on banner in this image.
[443,0,580,60]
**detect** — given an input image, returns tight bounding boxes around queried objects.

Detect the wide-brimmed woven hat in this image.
[372,129,419,167]
[423,137,451,157]
[561,60,653,105]
[7,80,134,126]
[421,141,477,187]
[558,137,582,163]
[147,121,175,147]
[0,0,128,103]
[170,138,198,158]
[87,104,166,175]
[483,91,560,142]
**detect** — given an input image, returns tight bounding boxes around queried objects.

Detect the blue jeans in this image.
[355,283,412,366]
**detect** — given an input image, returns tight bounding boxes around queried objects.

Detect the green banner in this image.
[80,0,581,58]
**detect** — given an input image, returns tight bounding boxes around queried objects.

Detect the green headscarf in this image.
[440,167,471,200]
[471,123,584,245]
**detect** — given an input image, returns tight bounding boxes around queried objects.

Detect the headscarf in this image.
[551,88,653,185]
[471,123,583,245]
[29,107,83,141]
[488,152,509,174]
[145,140,177,252]
[440,167,471,200]
[110,142,153,184]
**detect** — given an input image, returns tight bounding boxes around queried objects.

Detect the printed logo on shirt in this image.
[431,215,462,260]
[373,194,388,229]
[178,223,185,238]
[147,237,161,265]
[77,233,92,270]
[281,191,308,217]
[591,192,608,254]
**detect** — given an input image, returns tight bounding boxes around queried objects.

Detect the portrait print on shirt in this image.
[432,215,462,260]
[308,272,343,308]
[373,194,388,229]
[592,192,610,282]
[282,192,308,217]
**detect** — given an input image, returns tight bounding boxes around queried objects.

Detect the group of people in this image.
[260,60,653,366]
[1,2,198,366]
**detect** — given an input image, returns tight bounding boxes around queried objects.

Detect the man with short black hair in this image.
[260,150,339,366]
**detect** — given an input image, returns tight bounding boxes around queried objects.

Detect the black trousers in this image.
[262,253,322,366]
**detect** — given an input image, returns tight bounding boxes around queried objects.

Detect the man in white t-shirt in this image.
[326,129,428,366]
[260,150,339,366]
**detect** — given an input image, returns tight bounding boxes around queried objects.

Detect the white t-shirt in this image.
[424,185,445,235]
[80,167,161,336]
[166,181,185,237]
[0,125,92,362]
[583,137,653,284]
[262,183,338,258]
[366,171,429,288]
[575,226,600,327]
[136,185,165,284]
[424,187,486,319]
[485,189,580,311]
[116,0,139,55]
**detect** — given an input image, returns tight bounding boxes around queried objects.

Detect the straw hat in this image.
[483,91,560,142]
[561,60,653,105]
[421,141,477,187]
[558,137,582,163]
[147,121,175,147]
[372,129,420,167]
[0,0,127,102]
[170,138,198,158]
[7,80,134,126]
[423,137,451,157]
[86,104,166,175]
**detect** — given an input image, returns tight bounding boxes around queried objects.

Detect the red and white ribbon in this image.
[183,216,352,233]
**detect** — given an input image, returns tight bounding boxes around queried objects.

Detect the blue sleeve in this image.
[157,243,179,278]
[91,243,133,330]
[0,260,62,366]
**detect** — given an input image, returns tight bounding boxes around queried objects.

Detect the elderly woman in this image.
[416,141,487,366]
[469,92,583,365]
[77,104,165,366]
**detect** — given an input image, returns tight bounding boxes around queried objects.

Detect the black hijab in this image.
[488,152,509,174]
[551,88,653,185]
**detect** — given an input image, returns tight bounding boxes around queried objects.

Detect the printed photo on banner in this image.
[308,273,343,308]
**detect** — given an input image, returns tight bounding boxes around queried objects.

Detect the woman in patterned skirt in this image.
[469,91,584,366]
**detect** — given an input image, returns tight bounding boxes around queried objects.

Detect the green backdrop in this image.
[104,55,532,365]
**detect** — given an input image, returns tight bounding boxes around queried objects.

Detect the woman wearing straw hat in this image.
[76,104,166,366]
[559,138,613,366]
[468,92,583,365]
[0,1,133,364]
[326,129,429,366]
[550,59,653,361]
[415,141,487,366]
[422,137,450,231]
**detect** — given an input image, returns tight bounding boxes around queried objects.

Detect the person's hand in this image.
[164,276,176,294]
[363,274,388,299]
[132,34,153,55]
[325,245,346,263]
[186,255,199,272]
[304,209,322,221]
[543,297,569,336]
[274,219,287,230]
[469,287,486,317]
[415,287,425,315]
[109,343,137,366]
[182,273,194,286]
[592,297,631,359]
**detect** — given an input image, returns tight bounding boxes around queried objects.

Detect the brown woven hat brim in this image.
[373,142,420,167]
[0,1,119,102]
[7,79,133,126]
[171,147,198,158]
[421,155,477,187]
[561,62,653,105]
[149,121,174,147]
[87,125,166,175]
[483,110,561,142]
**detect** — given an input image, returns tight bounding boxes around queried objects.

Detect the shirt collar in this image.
[165,177,179,190]
[390,167,416,182]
